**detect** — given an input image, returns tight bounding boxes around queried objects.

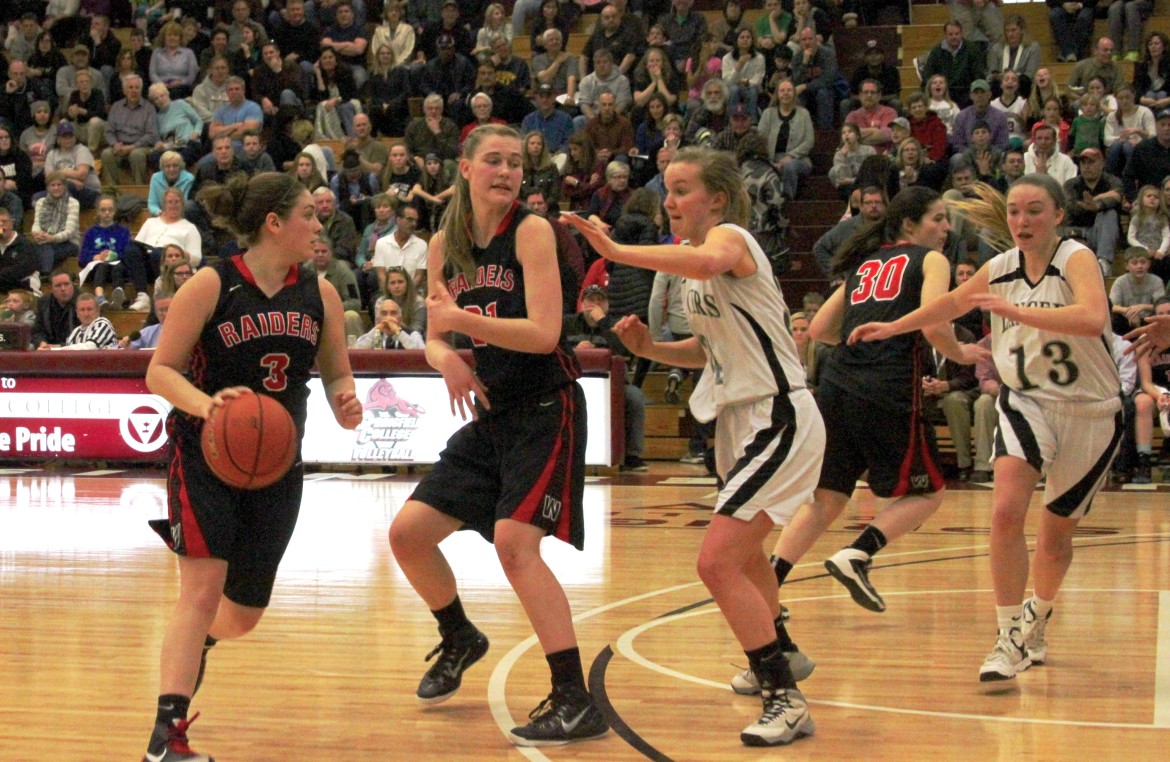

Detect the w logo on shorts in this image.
[541,495,562,522]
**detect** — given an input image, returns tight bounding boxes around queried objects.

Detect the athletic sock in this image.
[770,555,794,586]
[774,615,797,652]
[546,646,587,695]
[1029,595,1054,620]
[996,604,1023,637]
[850,525,888,558]
[1138,444,1153,455]
[155,694,191,727]
[745,640,795,691]
[432,596,472,639]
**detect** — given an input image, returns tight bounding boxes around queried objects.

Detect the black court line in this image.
[589,535,1170,760]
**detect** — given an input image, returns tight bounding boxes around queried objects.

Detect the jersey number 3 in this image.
[850,254,909,305]
[261,353,291,392]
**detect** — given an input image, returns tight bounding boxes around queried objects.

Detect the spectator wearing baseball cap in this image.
[520,83,575,159]
[55,44,108,103]
[1123,107,1170,201]
[950,77,1010,154]
[711,103,757,154]
[415,0,474,65]
[1064,146,1124,276]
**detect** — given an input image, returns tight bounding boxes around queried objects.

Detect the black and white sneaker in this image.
[979,629,1030,682]
[509,687,609,747]
[740,688,815,747]
[416,626,489,704]
[730,651,816,695]
[824,548,885,612]
[143,714,213,762]
[1022,599,1052,665]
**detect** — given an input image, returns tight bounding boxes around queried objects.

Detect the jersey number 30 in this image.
[850,254,908,305]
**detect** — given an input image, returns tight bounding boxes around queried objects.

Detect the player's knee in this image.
[695,549,733,591]
[494,535,539,575]
[990,500,1028,533]
[1136,393,1154,415]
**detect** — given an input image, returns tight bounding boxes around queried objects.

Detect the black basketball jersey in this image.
[442,202,581,408]
[820,242,931,411]
[171,255,325,444]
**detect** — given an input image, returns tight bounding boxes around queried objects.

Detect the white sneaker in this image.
[109,286,126,310]
[979,631,1030,682]
[824,548,885,612]
[130,292,151,311]
[740,688,815,747]
[731,651,815,695]
[1022,599,1052,665]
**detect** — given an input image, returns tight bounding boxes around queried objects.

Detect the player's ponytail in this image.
[439,124,520,279]
[197,172,305,248]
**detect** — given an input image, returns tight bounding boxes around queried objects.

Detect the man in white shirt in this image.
[1023,124,1077,185]
[353,297,424,349]
[372,204,427,294]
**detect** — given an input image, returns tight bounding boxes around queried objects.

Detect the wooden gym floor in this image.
[1,464,1169,761]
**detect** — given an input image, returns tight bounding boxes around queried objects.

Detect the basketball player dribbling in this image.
[851,175,1123,683]
[142,172,363,762]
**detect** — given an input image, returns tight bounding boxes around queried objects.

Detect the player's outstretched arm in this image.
[315,278,362,430]
[848,260,990,345]
[611,314,706,368]
[1125,314,1170,358]
[562,214,751,280]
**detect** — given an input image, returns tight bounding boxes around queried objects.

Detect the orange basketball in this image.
[200,392,298,489]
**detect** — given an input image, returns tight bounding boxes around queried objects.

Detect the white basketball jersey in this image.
[988,238,1120,403]
[685,223,807,422]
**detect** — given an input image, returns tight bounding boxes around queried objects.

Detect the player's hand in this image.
[958,342,993,366]
[847,321,897,345]
[611,314,652,355]
[1124,314,1170,359]
[966,292,1017,321]
[561,213,622,262]
[203,386,253,420]
[425,287,463,334]
[437,355,489,420]
[332,389,364,430]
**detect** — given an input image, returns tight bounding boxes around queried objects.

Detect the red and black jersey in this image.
[171,255,325,445]
[442,202,581,409]
[820,242,931,412]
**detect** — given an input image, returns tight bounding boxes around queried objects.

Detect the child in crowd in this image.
[1128,185,1170,281]
[1070,93,1106,154]
[79,194,132,310]
[1111,246,1167,331]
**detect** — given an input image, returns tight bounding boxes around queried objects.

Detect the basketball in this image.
[201,392,298,489]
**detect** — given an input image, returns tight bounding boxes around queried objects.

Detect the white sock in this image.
[1029,595,1054,620]
[996,604,1023,636]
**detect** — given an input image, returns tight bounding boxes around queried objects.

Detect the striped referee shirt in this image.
[63,317,118,349]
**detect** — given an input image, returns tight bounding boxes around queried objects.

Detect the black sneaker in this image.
[620,456,649,472]
[824,548,885,612]
[1133,453,1153,484]
[509,687,609,747]
[663,373,682,404]
[416,626,489,704]
[143,713,213,762]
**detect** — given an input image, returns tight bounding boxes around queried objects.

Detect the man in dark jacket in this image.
[920,21,986,109]
[32,269,79,347]
[0,208,37,292]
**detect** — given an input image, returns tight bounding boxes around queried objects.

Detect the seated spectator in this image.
[738,131,789,274]
[657,0,709,73]
[758,79,814,200]
[921,20,986,109]
[6,14,42,65]
[42,293,117,350]
[926,74,960,135]
[136,187,203,267]
[30,172,79,274]
[79,194,131,307]
[458,59,528,127]
[416,32,475,103]
[195,136,247,190]
[0,290,37,337]
[970,333,997,482]
[843,39,902,121]
[524,187,583,315]
[251,42,307,118]
[372,203,427,294]
[290,150,328,192]
[563,284,649,472]
[147,84,202,168]
[43,120,100,209]
[1068,37,1120,96]
[1105,84,1154,178]
[584,91,636,168]
[521,131,561,205]
[0,208,38,293]
[380,262,426,333]
[986,13,1038,97]
[828,124,875,198]
[790,25,838,130]
[1128,185,1170,278]
[322,1,369,90]
[991,146,1026,193]
[460,92,508,149]
[1111,246,1166,331]
[1135,32,1170,113]
[208,76,262,150]
[100,74,158,185]
[31,268,79,347]
[355,192,395,303]
[1131,297,1170,481]
[61,70,106,154]
[366,44,411,138]
[950,0,1003,51]
[1031,95,1072,152]
[580,1,642,77]
[754,0,793,56]
[685,78,730,145]
[561,132,604,210]
[1070,92,1107,155]
[304,236,363,340]
[28,34,67,107]
[55,44,106,104]
[531,28,580,105]
[521,84,575,161]
[721,27,765,120]
[951,79,1010,152]
[330,149,380,230]
[20,101,56,178]
[683,33,723,114]
[1123,109,1170,202]
[382,142,422,203]
[354,296,424,349]
[369,1,415,69]
[118,291,172,349]
[813,186,886,279]
[149,21,199,98]
[404,94,460,172]
[951,258,985,338]
[906,92,951,169]
[227,0,268,54]
[1064,146,1123,276]
[239,131,275,174]
[990,69,1030,147]
[313,187,359,266]
[520,0,576,55]
[270,0,322,83]
[710,103,755,155]
[0,61,37,135]
[895,137,933,192]
[923,321,979,480]
[1023,123,1076,184]
[586,161,634,234]
[155,256,194,303]
[489,33,531,95]
[1048,0,1096,63]
[845,79,899,154]
[954,121,1004,181]
[575,49,634,131]
[409,153,454,232]
[189,56,231,124]
[310,48,359,140]
[84,14,120,85]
